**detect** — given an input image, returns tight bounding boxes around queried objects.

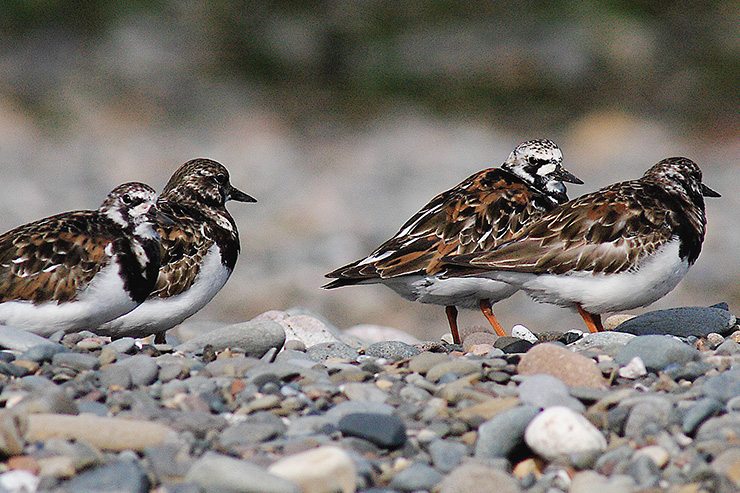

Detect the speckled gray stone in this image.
[615,335,699,371]
[365,341,421,361]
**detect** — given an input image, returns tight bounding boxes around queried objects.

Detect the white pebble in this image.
[511,324,538,343]
[0,470,40,493]
[618,357,647,379]
[269,446,356,493]
[524,407,607,460]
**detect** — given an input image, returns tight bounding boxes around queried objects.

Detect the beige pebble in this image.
[518,343,607,388]
[268,446,356,493]
[604,313,635,330]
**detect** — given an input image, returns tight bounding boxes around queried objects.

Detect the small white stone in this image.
[511,324,538,343]
[0,470,40,493]
[440,333,454,344]
[524,407,607,460]
[268,446,357,493]
[618,357,647,379]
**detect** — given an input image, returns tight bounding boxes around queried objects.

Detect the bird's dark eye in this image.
[122,194,132,204]
[215,174,227,185]
[528,156,539,165]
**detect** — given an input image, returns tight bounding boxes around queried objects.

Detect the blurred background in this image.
[0,1,737,339]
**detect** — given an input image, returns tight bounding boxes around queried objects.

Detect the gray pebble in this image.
[428,439,467,473]
[58,459,149,493]
[219,412,287,447]
[475,405,540,459]
[682,398,724,434]
[389,462,443,492]
[52,352,100,371]
[19,343,68,362]
[185,452,299,493]
[615,304,736,337]
[109,355,159,386]
[106,337,137,354]
[305,341,359,362]
[365,341,421,361]
[517,374,585,412]
[0,325,61,351]
[176,320,286,357]
[624,397,675,438]
[99,365,132,389]
[702,369,740,403]
[338,412,407,449]
[615,335,699,371]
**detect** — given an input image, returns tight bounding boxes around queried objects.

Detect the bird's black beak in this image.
[149,207,176,226]
[552,167,584,185]
[701,183,721,198]
[227,185,257,203]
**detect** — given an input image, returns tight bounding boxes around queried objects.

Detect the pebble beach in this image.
[0,304,738,493]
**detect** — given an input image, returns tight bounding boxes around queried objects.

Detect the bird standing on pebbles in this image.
[446,157,720,333]
[324,139,583,343]
[95,159,256,342]
[0,183,164,336]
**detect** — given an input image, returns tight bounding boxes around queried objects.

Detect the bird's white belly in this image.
[96,245,232,337]
[381,274,518,310]
[0,260,138,337]
[489,239,690,313]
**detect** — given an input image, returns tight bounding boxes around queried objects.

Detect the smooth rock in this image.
[14,388,78,415]
[345,324,421,345]
[696,414,740,442]
[19,343,68,362]
[603,313,636,330]
[105,337,136,354]
[702,369,740,403]
[219,412,286,447]
[614,305,736,337]
[462,332,499,352]
[624,397,674,438]
[186,452,299,493]
[511,325,538,343]
[437,463,522,493]
[682,398,724,434]
[342,382,388,403]
[51,352,99,371]
[305,342,358,362]
[428,439,467,473]
[615,335,700,371]
[570,471,636,493]
[108,355,159,386]
[0,410,26,457]
[26,414,175,451]
[524,406,607,461]
[711,448,740,488]
[426,360,479,383]
[99,365,132,389]
[618,356,647,379]
[475,405,540,459]
[568,331,636,357]
[268,446,357,493]
[457,397,520,425]
[0,470,40,493]
[517,374,585,412]
[715,338,739,355]
[57,459,148,493]
[518,343,607,388]
[634,445,669,468]
[324,401,394,424]
[388,462,443,492]
[495,337,534,353]
[365,340,420,361]
[408,352,449,374]
[176,320,286,356]
[338,412,406,449]
[0,325,61,351]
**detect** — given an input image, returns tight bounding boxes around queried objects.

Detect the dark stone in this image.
[58,460,149,493]
[614,305,736,337]
[338,412,407,449]
[500,339,534,354]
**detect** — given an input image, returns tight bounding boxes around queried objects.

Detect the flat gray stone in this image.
[338,413,407,449]
[305,341,358,362]
[428,439,467,473]
[365,341,421,361]
[389,462,443,491]
[475,405,540,459]
[614,304,736,337]
[108,355,158,386]
[52,352,99,371]
[185,452,299,493]
[58,459,149,493]
[176,320,286,357]
[615,335,700,371]
[568,332,636,356]
[702,369,740,403]
[518,374,585,412]
[0,325,62,351]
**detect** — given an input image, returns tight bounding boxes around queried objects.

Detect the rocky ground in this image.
[0,304,738,493]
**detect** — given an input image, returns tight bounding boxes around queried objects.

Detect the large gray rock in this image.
[107,355,159,386]
[615,335,700,372]
[57,459,149,493]
[614,304,736,337]
[176,320,285,356]
[0,325,63,352]
[185,452,299,493]
[475,405,540,459]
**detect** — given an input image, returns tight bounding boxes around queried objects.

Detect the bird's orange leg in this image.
[479,299,507,336]
[576,304,604,333]
[445,306,461,344]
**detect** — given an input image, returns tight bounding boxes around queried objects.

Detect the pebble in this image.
[702,369,740,403]
[428,439,467,473]
[0,325,63,351]
[342,382,388,403]
[338,412,407,449]
[426,359,479,383]
[475,405,540,459]
[305,342,359,362]
[618,356,647,379]
[186,452,300,493]
[524,406,607,461]
[57,459,149,493]
[19,343,68,362]
[518,343,607,388]
[494,336,534,353]
[437,463,522,493]
[51,352,100,371]
[365,340,421,361]
[603,313,636,330]
[0,410,26,457]
[408,352,449,374]
[511,324,538,343]
[710,448,740,488]
[615,335,700,371]
[268,446,357,493]
[568,331,636,357]
[614,304,736,337]
[682,398,724,434]
[176,319,286,356]
[105,337,136,354]
[26,414,175,451]
[107,355,159,386]
[219,412,287,447]
[517,374,585,412]
[388,462,443,492]
[0,470,40,493]
[570,471,636,493]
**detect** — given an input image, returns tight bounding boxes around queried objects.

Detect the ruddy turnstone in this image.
[95,158,256,341]
[324,139,583,343]
[0,182,163,336]
[445,157,720,333]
